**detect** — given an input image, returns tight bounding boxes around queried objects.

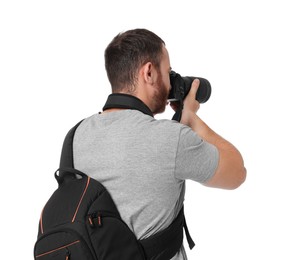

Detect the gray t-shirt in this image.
[73,110,219,260]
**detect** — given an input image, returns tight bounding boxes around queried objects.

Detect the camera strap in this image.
[102,93,153,117]
[172,100,184,122]
[103,93,184,122]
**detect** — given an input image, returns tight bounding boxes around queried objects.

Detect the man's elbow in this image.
[203,166,247,190]
[227,167,247,190]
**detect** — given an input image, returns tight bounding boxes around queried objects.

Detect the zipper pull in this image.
[97,214,102,227]
[88,213,103,228]
[88,216,94,227]
[65,249,71,260]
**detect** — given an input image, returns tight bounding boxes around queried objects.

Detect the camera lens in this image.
[183,77,211,103]
[168,71,211,103]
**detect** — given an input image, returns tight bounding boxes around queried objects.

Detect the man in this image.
[73,29,246,259]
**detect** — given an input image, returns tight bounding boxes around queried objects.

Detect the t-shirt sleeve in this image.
[174,126,219,183]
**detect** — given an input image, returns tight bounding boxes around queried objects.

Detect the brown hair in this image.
[104,29,165,93]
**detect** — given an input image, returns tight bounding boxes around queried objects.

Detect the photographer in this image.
[73,28,246,259]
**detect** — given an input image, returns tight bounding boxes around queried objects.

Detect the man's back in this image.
[73,109,218,259]
[71,28,246,260]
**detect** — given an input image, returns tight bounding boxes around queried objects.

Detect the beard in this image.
[152,72,169,115]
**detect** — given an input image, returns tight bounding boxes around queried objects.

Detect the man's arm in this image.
[180,79,247,189]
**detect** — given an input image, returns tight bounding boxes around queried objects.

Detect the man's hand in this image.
[170,78,200,115]
[183,78,200,114]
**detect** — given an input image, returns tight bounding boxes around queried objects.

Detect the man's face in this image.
[152,46,171,114]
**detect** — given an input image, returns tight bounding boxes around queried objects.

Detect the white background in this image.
[1,0,284,259]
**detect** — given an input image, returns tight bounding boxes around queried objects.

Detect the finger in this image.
[189,79,200,99]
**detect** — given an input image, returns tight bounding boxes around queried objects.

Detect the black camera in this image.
[168,70,211,103]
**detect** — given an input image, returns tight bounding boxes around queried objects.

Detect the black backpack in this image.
[34,118,195,260]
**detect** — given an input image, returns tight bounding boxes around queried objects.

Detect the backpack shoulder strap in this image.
[56,120,84,184]
[59,120,84,169]
[139,206,195,260]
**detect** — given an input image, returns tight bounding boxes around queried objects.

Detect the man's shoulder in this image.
[74,110,189,138]
[152,117,190,133]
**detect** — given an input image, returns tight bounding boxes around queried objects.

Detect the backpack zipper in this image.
[35,228,98,259]
[88,211,120,228]
[35,240,80,258]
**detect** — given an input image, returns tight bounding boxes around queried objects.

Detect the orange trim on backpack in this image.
[35,240,80,258]
[72,176,90,222]
[40,207,44,234]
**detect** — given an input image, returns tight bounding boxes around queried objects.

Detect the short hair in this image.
[104,29,165,93]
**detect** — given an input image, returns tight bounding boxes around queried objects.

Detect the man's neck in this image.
[101,108,125,114]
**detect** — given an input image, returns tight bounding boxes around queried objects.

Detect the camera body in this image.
[168,70,211,103]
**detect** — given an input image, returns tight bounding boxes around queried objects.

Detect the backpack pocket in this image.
[87,211,146,260]
[34,230,95,259]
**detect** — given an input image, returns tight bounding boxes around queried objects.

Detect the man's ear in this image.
[141,62,156,84]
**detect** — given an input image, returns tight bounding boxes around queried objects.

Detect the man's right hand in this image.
[183,78,200,115]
